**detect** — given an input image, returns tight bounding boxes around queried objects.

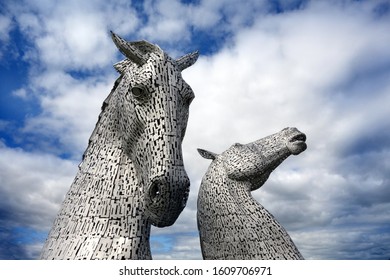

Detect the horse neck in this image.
[73,100,152,259]
[200,159,264,213]
[199,157,304,260]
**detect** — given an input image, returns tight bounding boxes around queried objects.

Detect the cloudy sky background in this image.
[1,0,390,260]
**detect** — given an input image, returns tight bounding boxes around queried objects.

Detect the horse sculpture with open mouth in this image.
[197,127,307,260]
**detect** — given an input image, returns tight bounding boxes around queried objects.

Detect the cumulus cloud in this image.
[0,143,76,229]
[0,142,77,258]
[21,71,116,157]
[10,0,139,68]
[140,0,192,42]
[136,0,300,51]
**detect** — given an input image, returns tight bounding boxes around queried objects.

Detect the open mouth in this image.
[287,132,307,155]
[290,133,306,143]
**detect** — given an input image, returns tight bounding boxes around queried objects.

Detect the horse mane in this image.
[82,74,123,161]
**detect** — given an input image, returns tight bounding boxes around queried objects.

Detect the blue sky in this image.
[1,0,390,260]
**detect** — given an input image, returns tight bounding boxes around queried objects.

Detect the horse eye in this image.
[131,86,144,98]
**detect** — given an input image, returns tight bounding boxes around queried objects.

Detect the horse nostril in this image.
[150,182,162,202]
[148,175,190,208]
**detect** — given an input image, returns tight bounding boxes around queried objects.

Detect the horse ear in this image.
[197,148,217,160]
[177,51,199,71]
[111,31,150,65]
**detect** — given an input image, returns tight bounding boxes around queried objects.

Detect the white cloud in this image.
[140,0,191,42]
[188,1,222,29]
[34,12,113,70]
[21,71,117,156]
[12,88,29,99]
[188,0,271,32]
[10,0,139,70]
[138,0,272,44]
[0,14,12,42]
[0,144,77,231]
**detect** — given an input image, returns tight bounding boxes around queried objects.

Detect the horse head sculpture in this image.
[110,32,198,227]
[197,127,307,259]
[40,32,198,259]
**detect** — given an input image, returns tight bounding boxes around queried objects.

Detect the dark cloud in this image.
[341,127,390,158]
[0,226,27,260]
[373,1,390,18]
[0,209,45,259]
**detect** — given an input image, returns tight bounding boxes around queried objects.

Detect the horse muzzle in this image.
[144,171,190,227]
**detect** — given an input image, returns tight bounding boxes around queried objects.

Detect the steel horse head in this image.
[111,32,198,227]
[40,32,198,259]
